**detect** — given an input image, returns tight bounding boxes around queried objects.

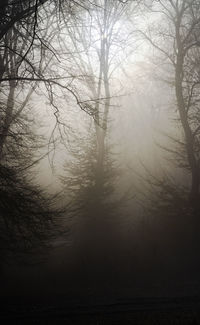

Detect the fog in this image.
[1,0,200,322]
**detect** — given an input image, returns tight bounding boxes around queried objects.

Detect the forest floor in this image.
[1,295,200,324]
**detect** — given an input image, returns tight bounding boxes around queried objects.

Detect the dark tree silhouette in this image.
[139,0,200,207]
[0,16,64,266]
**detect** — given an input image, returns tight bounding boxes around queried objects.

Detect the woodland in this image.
[1,1,200,320]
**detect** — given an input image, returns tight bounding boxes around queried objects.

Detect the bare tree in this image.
[0,19,64,266]
[139,0,200,207]
[58,0,135,276]
[0,0,93,43]
[59,0,134,186]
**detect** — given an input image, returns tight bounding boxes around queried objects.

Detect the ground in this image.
[1,295,200,324]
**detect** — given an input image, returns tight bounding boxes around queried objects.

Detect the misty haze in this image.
[1,0,200,324]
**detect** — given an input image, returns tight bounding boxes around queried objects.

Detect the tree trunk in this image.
[0,80,15,159]
[175,25,200,205]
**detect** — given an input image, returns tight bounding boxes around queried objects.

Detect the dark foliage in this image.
[0,163,63,265]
